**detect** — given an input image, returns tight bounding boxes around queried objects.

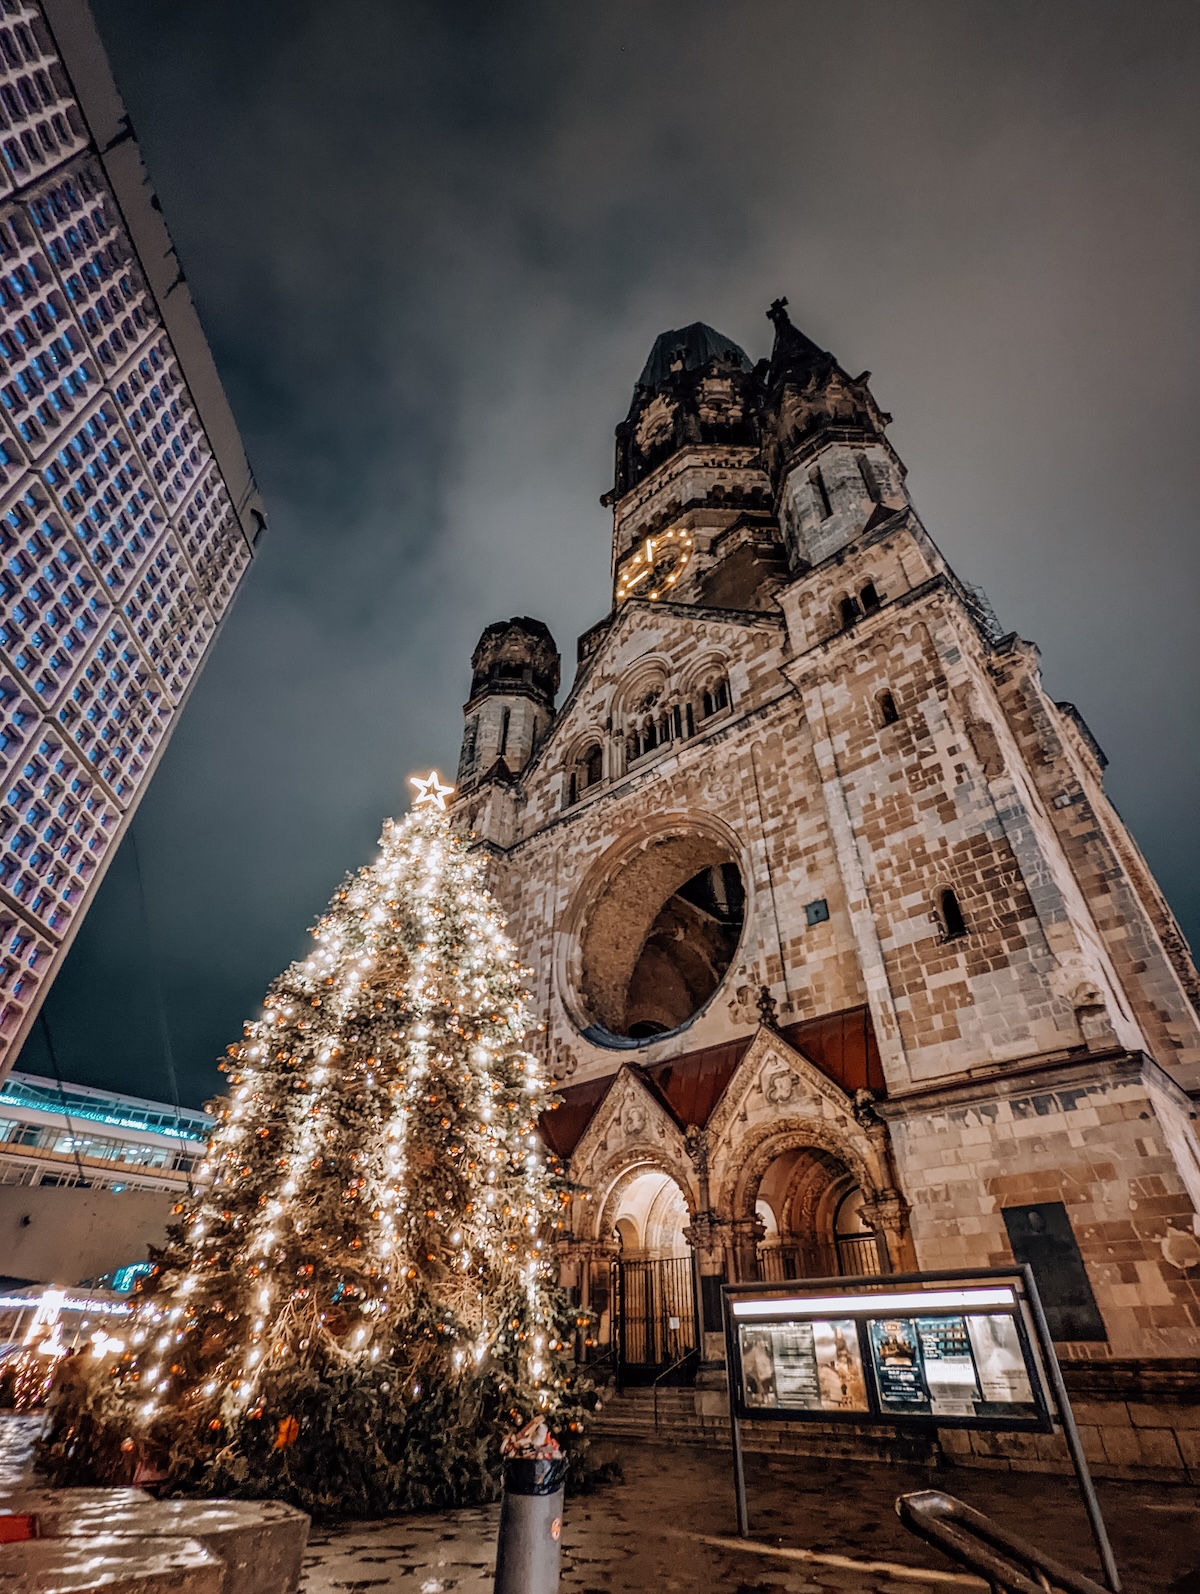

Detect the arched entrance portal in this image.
[604,1166,698,1384]
[754,1145,886,1282]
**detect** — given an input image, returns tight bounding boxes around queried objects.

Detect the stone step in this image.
[590,1388,939,1465]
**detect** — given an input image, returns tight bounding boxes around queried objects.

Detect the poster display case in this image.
[726,1273,1051,1431]
[720,1267,1119,1590]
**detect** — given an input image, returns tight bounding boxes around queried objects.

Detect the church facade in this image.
[452,302,1200,1471]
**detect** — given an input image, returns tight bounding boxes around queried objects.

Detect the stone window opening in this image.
[860,581,881,614]
[877,688,899,726]
[838,594,862,630]
[498,707,511,759]
[809,463,832,520]
[457,715,479,783]
[856,451,880,503]
[629,710,676,762]
[583,742,603,788]
[575,836,746,1043]
[700,675,730,720]
[936,886,968,941]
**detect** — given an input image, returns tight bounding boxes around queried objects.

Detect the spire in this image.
[636,322,751,389]
[765,296,830,386]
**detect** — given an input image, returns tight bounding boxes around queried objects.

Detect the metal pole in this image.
[1019,1267,1121,1593]
[731,1403,749,1538]
[722,1287,750,1537]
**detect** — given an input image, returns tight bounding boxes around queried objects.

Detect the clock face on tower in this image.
[615,528,693,603]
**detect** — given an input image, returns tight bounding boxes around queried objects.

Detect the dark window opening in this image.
[565,771,578,808]
[860,581,881,613]
[580,850,746,1042]
[498,707,511,758]
[809,464,832,519]
[701,677,729,718]
[685,703,695,738]
[627,1020,670,1039]
[878,690,899,726]
[583,743,603,788]
[939,887,967,940]
[839,596,861,629]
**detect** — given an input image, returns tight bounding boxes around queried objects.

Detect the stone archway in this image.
[590,1155,700,1380]
[727,1122,887,1283]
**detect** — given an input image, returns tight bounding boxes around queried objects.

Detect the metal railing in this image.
[897,1490,1117,1594]
[652,1346,701,1431]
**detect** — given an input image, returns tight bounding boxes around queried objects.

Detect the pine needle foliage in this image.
[42,792,592,1517]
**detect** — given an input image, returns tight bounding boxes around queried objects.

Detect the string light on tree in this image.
[43,774,592,1516]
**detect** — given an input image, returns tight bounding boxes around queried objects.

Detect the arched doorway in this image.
[602,1165,698,1384]
[753,1145,885,1282]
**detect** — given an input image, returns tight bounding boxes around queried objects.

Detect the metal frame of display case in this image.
[721,1265,1120,1592]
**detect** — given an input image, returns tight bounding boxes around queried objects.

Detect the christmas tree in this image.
[42,773,589,1517]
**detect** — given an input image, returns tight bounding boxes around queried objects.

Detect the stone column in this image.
[852,1089,916,1271]
[682,1127,733,1380]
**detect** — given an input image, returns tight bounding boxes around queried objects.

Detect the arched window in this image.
[860,581,881,614]
[583,743,603,788]
[628,719,658,761]
[838,595,861,629]
[939,888,967,940]
[564,771,578,809]
[877,689,899,726]
[701,676,730,719]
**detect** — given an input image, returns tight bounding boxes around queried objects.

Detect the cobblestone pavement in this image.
[302,1441,1200,1594]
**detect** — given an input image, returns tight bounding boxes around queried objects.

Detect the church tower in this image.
[454,301,1200,1467]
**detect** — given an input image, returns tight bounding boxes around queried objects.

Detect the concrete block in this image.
[1099,1427,1143,1467]
[0,1534,223,1594]
[0,1490,148,1533]
[56,1501,309,1594]
[1126,1401,1175,1430]
[1065,1400,1129,1430]
[1133,1427,1184,1469]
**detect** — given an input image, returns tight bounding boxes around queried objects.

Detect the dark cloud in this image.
[20,0,1200,1106]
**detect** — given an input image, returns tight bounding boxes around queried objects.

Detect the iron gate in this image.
[612,1255,698,1384]
[756,1230,887,1283]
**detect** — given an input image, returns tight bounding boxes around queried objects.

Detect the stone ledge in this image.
[55,1499,310,1594]
[1060,1357,1200,1406]
[0,1533,223,1594]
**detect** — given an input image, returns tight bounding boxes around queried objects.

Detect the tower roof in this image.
[764,296,830,386]
[636,322,752,388]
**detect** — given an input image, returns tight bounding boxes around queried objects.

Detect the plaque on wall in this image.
[1002,1202,1107,1342]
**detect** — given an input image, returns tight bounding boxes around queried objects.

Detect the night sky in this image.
[17,0,1200,1109]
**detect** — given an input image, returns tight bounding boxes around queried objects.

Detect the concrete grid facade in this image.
[0,0,264,1074]
[452,302,1200,1476]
